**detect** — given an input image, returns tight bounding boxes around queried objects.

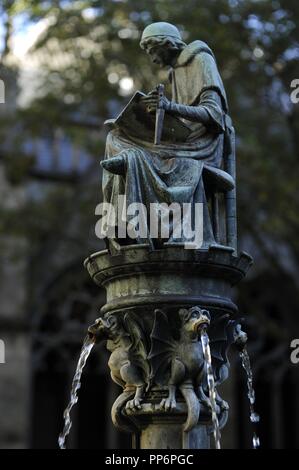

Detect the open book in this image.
[105,91,191,144]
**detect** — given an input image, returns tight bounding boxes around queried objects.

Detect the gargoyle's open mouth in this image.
[88,325,98,341]
[194,315,210,333]
[88,318,105,342]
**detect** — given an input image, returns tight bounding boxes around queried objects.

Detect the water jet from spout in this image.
[200,329,221,450]
[58,335,95,449]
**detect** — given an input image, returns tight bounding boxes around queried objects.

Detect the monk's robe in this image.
[102,41,230,250]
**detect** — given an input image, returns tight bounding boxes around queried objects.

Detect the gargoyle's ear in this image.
[179,308,188,319]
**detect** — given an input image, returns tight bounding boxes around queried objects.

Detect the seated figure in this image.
[101,22,234,252]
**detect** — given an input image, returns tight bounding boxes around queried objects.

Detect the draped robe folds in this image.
[102,40,229,250]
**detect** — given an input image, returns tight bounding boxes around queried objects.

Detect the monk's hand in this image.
[140,90,171,114]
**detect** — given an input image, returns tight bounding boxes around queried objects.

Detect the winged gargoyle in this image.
[148,306,211,431]
[88,312,150,412]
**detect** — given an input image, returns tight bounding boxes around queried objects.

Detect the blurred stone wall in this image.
[0,166,29,449]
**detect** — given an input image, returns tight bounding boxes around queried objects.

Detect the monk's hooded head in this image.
[140,22,186,67]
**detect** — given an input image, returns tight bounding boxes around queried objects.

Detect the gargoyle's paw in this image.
[200,397,221,414]
[217,399,229,411]
[126,398,142,411]
[159,398,167,410]
[169,399,177,411]
[133,398,142,409]
[159,397,177,412]
[125,400,134,411]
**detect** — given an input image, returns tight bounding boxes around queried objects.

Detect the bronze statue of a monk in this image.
[101,22,233,252]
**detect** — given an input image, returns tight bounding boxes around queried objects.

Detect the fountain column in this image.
[84,244,252,449]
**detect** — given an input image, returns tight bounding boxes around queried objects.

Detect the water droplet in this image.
[253,434,260,449]
[250,412,260,423]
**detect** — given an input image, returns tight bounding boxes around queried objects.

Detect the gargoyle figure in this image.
[88,312,150,411]
[148,306,211,431]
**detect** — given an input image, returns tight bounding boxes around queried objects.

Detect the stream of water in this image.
[200,330,221,450]
[239,347,260,449]
[58,335,95,450]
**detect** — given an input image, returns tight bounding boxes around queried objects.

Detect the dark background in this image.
[0,0,299,449]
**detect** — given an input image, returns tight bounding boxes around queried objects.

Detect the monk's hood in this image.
[175,40,216,66]
[172,40,228,113]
